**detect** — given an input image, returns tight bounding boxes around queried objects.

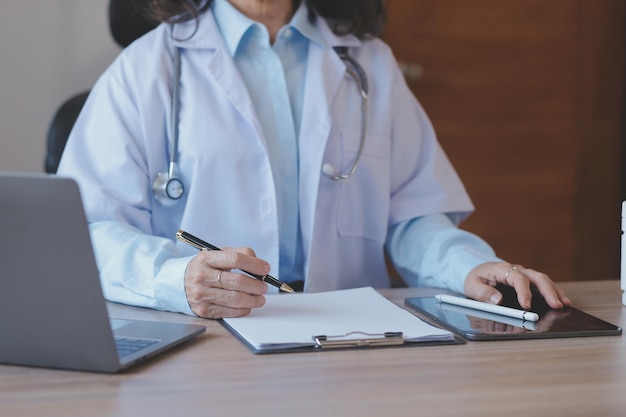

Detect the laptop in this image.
[0,172,205,373]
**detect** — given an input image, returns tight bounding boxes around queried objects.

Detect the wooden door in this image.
[383,0,626,282]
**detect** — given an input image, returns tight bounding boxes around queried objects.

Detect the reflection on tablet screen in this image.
[439,302,538,332]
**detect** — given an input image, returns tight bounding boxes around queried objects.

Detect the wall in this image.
[2,0,624,282]
[384,0,625,281]
[0,0,120,173]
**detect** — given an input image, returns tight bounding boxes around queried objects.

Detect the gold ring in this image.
[504,266,518,280]
[216,270,223,289]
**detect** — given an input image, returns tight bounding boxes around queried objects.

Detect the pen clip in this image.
[313,331,404,349]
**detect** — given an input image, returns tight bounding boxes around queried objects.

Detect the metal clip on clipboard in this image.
[313,331,404,349]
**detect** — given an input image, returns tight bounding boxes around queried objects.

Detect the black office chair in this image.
[45,0,157,173]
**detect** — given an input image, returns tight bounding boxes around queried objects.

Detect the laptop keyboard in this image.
[115,337,160,358]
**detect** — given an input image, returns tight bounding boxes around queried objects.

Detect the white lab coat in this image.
[58,9,475,314]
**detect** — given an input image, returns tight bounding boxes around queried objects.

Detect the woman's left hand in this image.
[463,262,572,310]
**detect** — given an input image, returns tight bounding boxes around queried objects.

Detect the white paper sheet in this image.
[222,287,454,351]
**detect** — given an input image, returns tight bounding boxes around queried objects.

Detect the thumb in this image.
[464,278,503,305]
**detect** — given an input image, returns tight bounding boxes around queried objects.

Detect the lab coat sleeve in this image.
[57,36,194,315]
[89,221,195,316]
[378,42,474,225]
[386,214,502,293]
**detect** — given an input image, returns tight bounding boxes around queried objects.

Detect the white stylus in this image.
[434,294,540,322]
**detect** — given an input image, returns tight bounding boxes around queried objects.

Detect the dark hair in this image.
[143,0,387,39]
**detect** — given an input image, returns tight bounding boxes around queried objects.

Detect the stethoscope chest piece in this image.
[153,171,184,206]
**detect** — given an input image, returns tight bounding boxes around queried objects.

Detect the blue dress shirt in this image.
[213,0,318,283]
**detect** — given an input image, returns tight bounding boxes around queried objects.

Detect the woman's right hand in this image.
[184,247,269,319]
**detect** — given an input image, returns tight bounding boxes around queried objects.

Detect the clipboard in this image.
[220,287,464,354]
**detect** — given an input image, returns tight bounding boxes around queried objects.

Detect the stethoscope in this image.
[152,40,184,206]
[153,44,369,205]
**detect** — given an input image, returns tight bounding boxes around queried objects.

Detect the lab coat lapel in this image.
[298,45,340,248]
[298,23,360,279]
[205,48,266,144]
[174,13,267,150]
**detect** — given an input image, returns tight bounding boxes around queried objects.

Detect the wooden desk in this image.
[1,281,624,417]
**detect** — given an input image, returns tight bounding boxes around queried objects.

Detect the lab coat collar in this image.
[170,7,223,49]
[314,15,361,50]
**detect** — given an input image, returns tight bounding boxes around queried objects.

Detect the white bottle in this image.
[622,201,626,305]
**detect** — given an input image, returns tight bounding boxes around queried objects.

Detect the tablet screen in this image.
[405,286,621,341]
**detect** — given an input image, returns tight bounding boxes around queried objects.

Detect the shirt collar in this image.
[211,0,324,56]
[289,2,324,47]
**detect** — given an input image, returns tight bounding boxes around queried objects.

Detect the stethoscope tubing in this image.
[169,44,182,179]
[157,41,370,204]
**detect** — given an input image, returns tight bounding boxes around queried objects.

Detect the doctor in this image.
[58,0,571,319]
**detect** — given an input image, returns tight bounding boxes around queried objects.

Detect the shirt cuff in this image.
[386,213,501,293]
[437,247,503,293]
[154,256,195,316]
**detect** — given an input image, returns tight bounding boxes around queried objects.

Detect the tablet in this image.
[404,285,622,341]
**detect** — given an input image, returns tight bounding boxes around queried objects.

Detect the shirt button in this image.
[282,28,293,38]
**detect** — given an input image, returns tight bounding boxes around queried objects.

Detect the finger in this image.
[186,281,266,319]
[189,252,266,293]
[192,269,267,306]
[184,256,267,318]
[198,250,271,278]
[214,269,225,290]
[520,268,571,309]
[464,274,503,305]
[187,290,266,319]
[190,303,253,319]
[222,246,257,257]
[217,269,268,296]
[465,262,571,310]
[185,258,227,290]
[464,262,531,306]
[503,266,533,310]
